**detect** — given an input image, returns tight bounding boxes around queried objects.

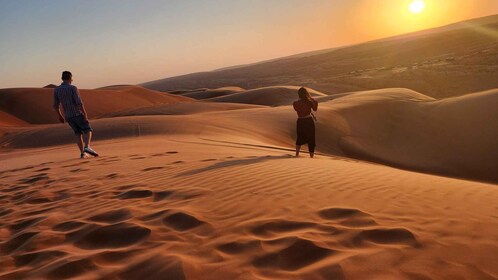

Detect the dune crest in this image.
[2,87,496,183]
[0,85,192,124]
[141,15,498,98]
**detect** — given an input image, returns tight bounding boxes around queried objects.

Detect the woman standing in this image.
[293,87,318,158]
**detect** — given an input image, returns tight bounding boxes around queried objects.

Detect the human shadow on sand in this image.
[176,155,292,177]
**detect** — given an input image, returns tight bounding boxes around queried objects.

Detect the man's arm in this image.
[72,86,89,120]
[80,104,89,121]
[53,91,64,123]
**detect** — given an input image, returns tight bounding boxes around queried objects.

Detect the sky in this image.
[1,0,497,89]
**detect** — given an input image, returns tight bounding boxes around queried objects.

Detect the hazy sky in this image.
[1,0,497,88]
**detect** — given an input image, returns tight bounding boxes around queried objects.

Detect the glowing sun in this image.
[409,0,426,14]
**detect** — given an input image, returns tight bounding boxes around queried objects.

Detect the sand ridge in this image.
[0,85,192,124]
[2,87,496,183]
[206,86,327,106]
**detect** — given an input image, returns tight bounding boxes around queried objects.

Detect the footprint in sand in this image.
[162,212,207,232]
[14,250,67,268]
[9,217,45,234]
[104,173,119,179]
[250,219,317,238]
[18,173,50,184]
[2,231,40,254]
[62,161,90,168]
[67,222,151,249]
[115,184,142,191]
[142,167,165,171]
[53,221,87,232]
[116,189,153,200]
[139,210,171,221]
[45,258,97,279]
[217,240,262,255]
[151,151,177,157]
[252,238,335,271]
[318,207,378,227]
[318,207,418,246]
[87,208,132,224]
[128,154,146,160]
[70,168,90,173]
[153,191,175,202]
[117,255,185,279]
[35,168,51,172]
[358,228,419,246]
[2,185,25,193]
[130,157,146,160]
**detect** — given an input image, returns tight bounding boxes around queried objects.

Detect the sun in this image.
[409,0,426,14]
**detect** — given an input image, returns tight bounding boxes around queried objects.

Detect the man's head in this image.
[61,71,72,83]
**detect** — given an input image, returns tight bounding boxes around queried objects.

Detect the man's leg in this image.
[82,131,99,157]
[76,134,84,152]
[82,131,92,148]
[295,145,301,157]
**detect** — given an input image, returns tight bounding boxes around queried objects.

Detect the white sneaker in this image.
[80,153,89,159]
[84,147,99,157]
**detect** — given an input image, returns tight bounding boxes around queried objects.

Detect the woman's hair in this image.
[298,87,312,101]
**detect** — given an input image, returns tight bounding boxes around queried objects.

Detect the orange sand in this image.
[1,84,497,279]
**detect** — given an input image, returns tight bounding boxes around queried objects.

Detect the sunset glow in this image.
[409,0,426,14]
[1,0,498,88]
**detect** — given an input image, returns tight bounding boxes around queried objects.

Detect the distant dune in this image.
[103,102,265,118]
[142,14,498,98]
[0,111,27,127]
[0,85,192,124]
[206,86,327,106]
[180,87,245,100]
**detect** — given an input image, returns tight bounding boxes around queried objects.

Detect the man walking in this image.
[54,71,99,159]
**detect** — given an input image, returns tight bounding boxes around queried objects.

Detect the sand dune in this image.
[0,86,192,124]
[0,111,28,138]
[1,87,496,183]
[142,14,498,98]
[206,86,327,106]
[103,102,265,118]
[0,111,27,127]
[1,137,497,279]
[1,81,497,279]
[180,87,245,100]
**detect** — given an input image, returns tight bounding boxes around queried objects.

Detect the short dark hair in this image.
[62,71,72,81]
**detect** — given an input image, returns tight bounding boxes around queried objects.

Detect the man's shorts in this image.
[66,114,92,135]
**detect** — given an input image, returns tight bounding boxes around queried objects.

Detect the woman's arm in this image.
[311,99,318,111]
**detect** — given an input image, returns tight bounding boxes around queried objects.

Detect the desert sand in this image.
[1,82,498,279]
